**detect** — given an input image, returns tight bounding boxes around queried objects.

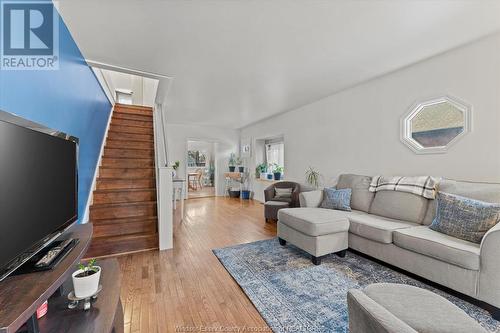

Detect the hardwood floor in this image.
[188,185,216,199]
[117,197,276,333]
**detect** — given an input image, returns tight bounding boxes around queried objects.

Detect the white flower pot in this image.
[72,266,101,298]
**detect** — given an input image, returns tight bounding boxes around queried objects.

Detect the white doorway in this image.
[186,140,217,199]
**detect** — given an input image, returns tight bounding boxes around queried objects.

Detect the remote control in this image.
[35,239,73,268]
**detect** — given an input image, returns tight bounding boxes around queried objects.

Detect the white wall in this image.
[100,69,158,107]
[241,33,500,188]
[166,124,240,196]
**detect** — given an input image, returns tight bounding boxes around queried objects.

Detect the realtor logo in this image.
[1,1,59,70]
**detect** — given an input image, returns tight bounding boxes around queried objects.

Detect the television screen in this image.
[0,117,78,280]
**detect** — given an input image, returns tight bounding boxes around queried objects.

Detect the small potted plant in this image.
[236,157,244,172]
[228,153,236,172]
[255,163,267,178]
[240,172,251,199]
[273,164,284,180]
[72,259,101,298]
[171,161,180,177]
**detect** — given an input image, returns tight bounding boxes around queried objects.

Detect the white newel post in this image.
[157,167,173,250]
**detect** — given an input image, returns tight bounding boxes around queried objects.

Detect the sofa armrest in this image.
[478,222,500,308]
[299,190,323,208]
[264,185,275,202]
[347,290,417,333]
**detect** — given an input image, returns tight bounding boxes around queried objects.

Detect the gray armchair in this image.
[264,181,300,222]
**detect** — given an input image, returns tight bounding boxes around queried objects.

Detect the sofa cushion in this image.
[362,283,488,333]
[264,200,290,207]
[393,226,480,270]
[429,192,500,244]
[348,212,419,244]
[320,188,352,211]
[369,191,429,224]
[278,208,349,236]
[439,179,500,203]
[337,174,374,213]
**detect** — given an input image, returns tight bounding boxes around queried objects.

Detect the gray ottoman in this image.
[347,283,487,333]
[277,208,349,265]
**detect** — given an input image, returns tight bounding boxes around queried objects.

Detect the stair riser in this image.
[96,179,156,190]
[93,190,157,204]
[101,158,154,168]
[104,148,154,159]
[86,234,158,258]
[114,107,153,116]
[110,125,153,135]
[112,113,153,122]
[106,140,153,150]
[99,168,155,179]
[93,221,157,238]
[90,203,157,220]
[107,131,153,142]
[111,118,152,128]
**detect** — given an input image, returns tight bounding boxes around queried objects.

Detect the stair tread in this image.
[115,103,153,111]
[91,232,158,242]
[105,138,154,150]
[112,115,153,122]
[92,216,158,224]
[113,113,152,119]
[98,177,155,181]
[100,166,155,169]
[110,122,152,129]
[108,129,153,135]
[91,200,157,208]
[94,187,156,193]
[105,147,154,151]
[102,156,154,160]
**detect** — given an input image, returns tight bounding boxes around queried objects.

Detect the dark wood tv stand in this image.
[0,223,123,333]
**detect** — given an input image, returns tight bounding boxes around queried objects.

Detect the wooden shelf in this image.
[0,223,93,333]
[37,259,123,333]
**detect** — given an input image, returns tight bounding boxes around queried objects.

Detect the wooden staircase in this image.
[86,104,159,258]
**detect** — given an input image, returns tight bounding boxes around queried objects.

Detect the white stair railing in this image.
[153,103,173,250]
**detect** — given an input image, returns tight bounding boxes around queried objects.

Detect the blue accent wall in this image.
[0,1,112,222]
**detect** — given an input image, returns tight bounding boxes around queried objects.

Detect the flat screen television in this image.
[0,110,78,281]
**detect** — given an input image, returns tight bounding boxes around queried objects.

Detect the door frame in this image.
[185,138,219,199]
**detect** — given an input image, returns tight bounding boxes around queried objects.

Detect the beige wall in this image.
[241,33,500,189]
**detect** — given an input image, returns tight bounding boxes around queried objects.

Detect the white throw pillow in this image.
[275,188,293,198]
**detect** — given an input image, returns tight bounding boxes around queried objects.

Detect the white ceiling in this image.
[57,0,500,129]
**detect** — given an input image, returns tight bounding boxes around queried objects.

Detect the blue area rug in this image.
[213,238,500,333]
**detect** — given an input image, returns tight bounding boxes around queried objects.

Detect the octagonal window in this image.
[401,96,471,154]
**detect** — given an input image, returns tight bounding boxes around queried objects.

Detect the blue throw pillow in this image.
[429,192,500,244]
[320,188,352,211]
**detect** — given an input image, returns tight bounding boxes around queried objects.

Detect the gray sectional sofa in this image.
[278,174,500,311]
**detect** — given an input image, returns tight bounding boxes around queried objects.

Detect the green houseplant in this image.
[305,166,321,189]
[273,164,284,180]
[228,153,236,172]
[171,161,180,177]
[255,163,267,178]
[236,157,244,172]
[72,259,101,298]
